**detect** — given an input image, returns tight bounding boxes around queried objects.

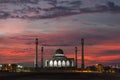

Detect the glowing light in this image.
[0,64,2,67]
[17,65,23,68]
[8,64,11,66]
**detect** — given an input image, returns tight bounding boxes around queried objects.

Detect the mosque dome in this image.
[55,49,64,54]
[54,49,64,57]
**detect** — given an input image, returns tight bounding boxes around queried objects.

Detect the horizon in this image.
[0,0,120,67]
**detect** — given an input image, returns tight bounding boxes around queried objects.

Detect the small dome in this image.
[55,49,64,54]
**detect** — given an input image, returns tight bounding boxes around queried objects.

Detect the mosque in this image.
[44,49,74,68]
[34,38,85,69]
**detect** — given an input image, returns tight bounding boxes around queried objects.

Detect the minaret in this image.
[41,46,44,68]
[75,47,78,69]
[81,38,85,69]
[35,38,38,68]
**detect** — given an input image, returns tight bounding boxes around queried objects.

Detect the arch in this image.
[62,60,66,67]
[47,61,49,67]
[66,60,70,67]
[58,60,62,67]
[54,60,57,67]
[71,60,74,67]
[45,60,48,67]
[49,60,53,67]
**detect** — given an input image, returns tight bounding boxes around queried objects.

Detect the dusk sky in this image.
[0,0,120,67]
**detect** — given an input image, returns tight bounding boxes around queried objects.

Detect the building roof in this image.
[55,49,64,54]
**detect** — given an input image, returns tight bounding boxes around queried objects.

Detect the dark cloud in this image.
[1,26,120,46]
[82,27,120,45]
[0,0,39,4]
[0,11,10,19]
[0,0,120,20]
[97,50,120,56]
[98,59,120,65]
[69,0,82,10]
[59,1,70,4]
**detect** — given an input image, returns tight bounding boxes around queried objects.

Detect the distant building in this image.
[44,49,75,68]
[0,64,23,72]
[0,64,17,72]
[95,64,104,72]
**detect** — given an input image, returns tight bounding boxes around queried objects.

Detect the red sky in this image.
[0,0,120,67]
[0,14,120,67]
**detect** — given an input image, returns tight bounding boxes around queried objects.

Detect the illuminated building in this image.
[0,64,17,72]
[95,64,104,72]
[44,49,75,68]
[0,64,23,72]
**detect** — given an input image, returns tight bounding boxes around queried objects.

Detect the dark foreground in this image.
[0,72,120,80]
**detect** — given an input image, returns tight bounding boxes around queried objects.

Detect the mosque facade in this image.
[44,49,75,68]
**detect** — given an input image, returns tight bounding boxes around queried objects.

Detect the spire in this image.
[75,47,78,69]
[34,38,39,68]
[81,38,85,69]
[41,46,44,68]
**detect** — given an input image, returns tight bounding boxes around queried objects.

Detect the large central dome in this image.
[54,49,64,57]
[55,49,64,54]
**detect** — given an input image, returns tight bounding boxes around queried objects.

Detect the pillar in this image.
[81,38,85,69]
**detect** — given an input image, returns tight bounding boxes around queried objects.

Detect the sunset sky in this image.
[0,0,120,67]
